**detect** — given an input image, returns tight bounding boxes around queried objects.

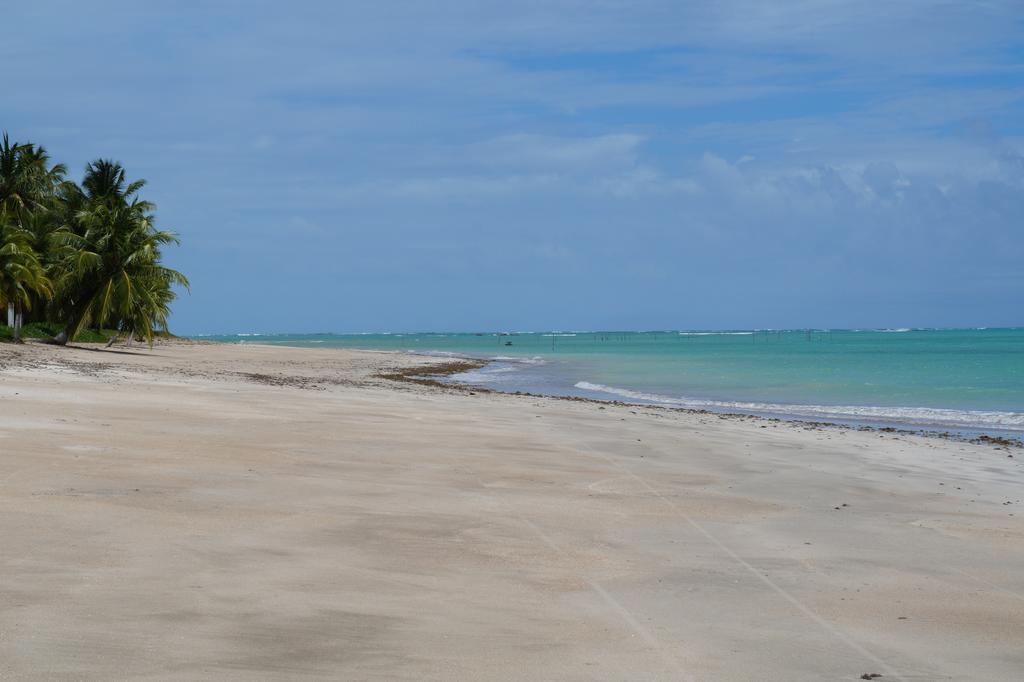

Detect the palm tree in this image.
[0,221,51,342]
[51,162,188,345]
[0,133,66,214]
[79,159,146,207]
[1,143,188,345]
[105,268,181,346]
[16,205,65,323]
[0,133,65,326]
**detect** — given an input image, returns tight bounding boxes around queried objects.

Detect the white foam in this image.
[491,355,546,365]
[573,382,1024,431]
[679,331,754,336]
[463,367,517,379]
[410,350,460,358]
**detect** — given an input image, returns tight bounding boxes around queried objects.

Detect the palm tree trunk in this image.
[53,308,85,346]
[6,303,13,328]
[106,323,123,348]
[13,303,23,343]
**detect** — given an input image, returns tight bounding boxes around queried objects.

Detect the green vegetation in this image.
[0,321,112,343]
[0,133,187,344]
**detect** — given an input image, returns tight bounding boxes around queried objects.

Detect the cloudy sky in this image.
[5,1,1023,333]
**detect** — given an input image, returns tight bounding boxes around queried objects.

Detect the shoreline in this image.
[373,352,1024,449]
[195,328,1024,443]
[25,333,1011,448]
[204,335,1024,445]
[2,340,1022,679]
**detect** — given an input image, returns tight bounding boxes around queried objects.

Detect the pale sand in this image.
[1,341,1022,681]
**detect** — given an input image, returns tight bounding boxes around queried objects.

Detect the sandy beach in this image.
[1,341,1022,680]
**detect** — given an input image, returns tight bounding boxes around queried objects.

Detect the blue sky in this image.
[4,1,1023,333]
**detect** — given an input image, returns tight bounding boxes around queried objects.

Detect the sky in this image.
[3,1,1023,333]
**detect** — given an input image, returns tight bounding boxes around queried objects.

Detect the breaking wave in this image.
[573,382,1024,431]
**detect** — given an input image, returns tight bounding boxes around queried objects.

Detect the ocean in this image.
[201,328,1024,436]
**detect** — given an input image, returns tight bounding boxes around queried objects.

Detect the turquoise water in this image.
[202,329,1024,434]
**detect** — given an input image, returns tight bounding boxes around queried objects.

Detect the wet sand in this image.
[1,341,1022,680]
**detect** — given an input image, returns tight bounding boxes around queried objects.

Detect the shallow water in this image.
[202,328,1024,435]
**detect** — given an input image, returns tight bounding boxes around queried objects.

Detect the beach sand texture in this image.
[1,341,1022,680]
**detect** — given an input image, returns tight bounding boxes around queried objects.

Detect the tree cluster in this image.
[0,133,187,344]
